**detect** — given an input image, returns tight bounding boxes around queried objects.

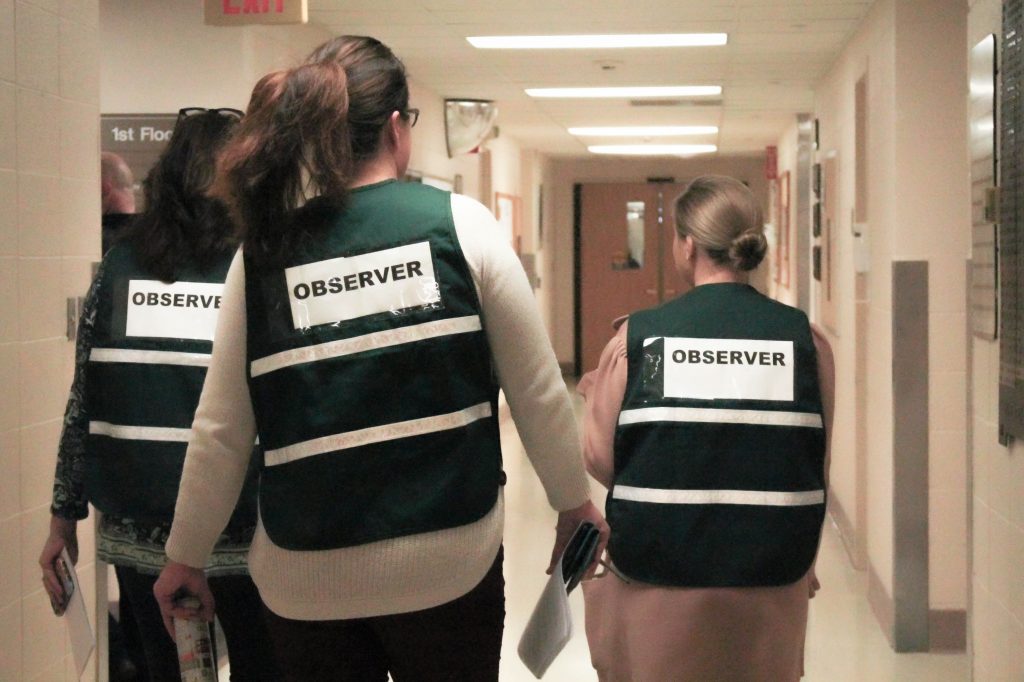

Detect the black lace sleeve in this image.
[51,262,106,520]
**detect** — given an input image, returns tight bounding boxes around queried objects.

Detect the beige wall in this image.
[1,0,101,679]
[100,0,332,112]
[98,0,504,225]
[968,0,1024,677]
[542,155,769,366]
[811,0,970,646]
[813,0,898,601]
[895,0,971,617]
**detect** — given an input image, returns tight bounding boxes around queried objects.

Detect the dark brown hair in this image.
[674,175,767,272]
[127,111,239,282]
[212,36,410,267]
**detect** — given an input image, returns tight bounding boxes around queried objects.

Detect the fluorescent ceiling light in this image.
[527,86,721,98]
[588,144,718,156]
[467,33,727,49]
[569,126,719,137]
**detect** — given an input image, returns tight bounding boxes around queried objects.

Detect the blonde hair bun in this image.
[729,230,768,271]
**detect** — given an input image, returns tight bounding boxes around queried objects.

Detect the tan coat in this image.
[578,319,835,682]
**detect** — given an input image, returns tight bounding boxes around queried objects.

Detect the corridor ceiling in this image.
[308,0,872,157]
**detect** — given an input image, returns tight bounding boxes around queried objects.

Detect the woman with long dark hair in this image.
[39,109,279,681]
[579,175,835,681]
[153,36,607,681]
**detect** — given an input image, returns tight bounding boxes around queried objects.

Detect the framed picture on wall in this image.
[537,185,544,245]
[495,192,522,254]
[779,171,791,288]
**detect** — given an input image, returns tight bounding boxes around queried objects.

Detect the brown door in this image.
[578,182,689,374]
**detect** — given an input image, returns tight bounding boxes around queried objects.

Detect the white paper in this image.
[61,548,95,678]
[661,337,795,401]
[284,241,441,329]
[517,561,573,679]
[126,280,224,341]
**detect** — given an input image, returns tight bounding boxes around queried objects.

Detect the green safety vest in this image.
[244,180,503,551]
[609,283,826,587]
[85,242,258,525]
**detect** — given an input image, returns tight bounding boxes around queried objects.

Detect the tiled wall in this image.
[0,0,101,680]
[971,341,1024,680]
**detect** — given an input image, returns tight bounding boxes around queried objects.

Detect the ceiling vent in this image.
[629,98,723,107]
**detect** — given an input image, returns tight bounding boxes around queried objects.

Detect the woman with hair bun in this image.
[579,175,835,681]
[153,35,606,681]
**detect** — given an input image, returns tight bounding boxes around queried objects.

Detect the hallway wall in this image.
[101,0,330,112]
[1,1,101,679]
[811,0,970,650]
[99,0,489,207]
[967,1,1024,679]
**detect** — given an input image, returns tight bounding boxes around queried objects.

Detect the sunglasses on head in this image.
[177,107,245,122]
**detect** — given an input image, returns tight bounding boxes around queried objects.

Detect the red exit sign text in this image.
[205,0,307,25]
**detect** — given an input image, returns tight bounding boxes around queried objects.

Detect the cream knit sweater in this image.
[165,192,591,620]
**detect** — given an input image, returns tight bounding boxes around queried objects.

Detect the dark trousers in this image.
[115,565,282,681]
[263,548,505,682]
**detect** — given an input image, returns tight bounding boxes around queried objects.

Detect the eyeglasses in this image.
[403,108,420,128]
[177,107,245,122]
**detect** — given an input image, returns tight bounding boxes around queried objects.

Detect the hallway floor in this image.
[496,386,970,681]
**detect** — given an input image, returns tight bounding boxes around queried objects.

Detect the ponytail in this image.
[211,62,353,267]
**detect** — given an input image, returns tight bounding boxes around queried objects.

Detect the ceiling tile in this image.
[307,0,870,155]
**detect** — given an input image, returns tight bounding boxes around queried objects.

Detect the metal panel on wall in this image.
[1000,0,1024,440]
[970,35,998,340]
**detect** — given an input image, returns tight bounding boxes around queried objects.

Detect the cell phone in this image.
[50,556,75,616]
[561,521,601,594]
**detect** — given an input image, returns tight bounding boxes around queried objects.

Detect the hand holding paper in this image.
[518,521,602,679]
[58,548,95,678]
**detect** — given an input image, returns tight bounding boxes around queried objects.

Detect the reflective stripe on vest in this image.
[88,421,192,442]
[250,315,482,378]
[264,401,492,467]
[612,485,825,506]
[90,347,212,367]
[618,406,823,429]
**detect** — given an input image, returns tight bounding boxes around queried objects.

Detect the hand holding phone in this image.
[561,521,601,593]
[49,556,75,616]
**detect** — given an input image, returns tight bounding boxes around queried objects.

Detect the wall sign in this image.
[101,114,178,210]
[205,0,307,26]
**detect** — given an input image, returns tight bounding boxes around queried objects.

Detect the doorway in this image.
[575,182,688,374]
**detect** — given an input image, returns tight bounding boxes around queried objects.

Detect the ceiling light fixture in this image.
[526,86,721,99]
[569,126,719,137]
[467,33,728,49]
[588,144,718,156]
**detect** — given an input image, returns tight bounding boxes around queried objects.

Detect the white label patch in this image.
[284,241,441,330]
[660,337,794,401]
[125,280,224,341]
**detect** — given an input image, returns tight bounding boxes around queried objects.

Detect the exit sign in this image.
[205,0,307,26]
